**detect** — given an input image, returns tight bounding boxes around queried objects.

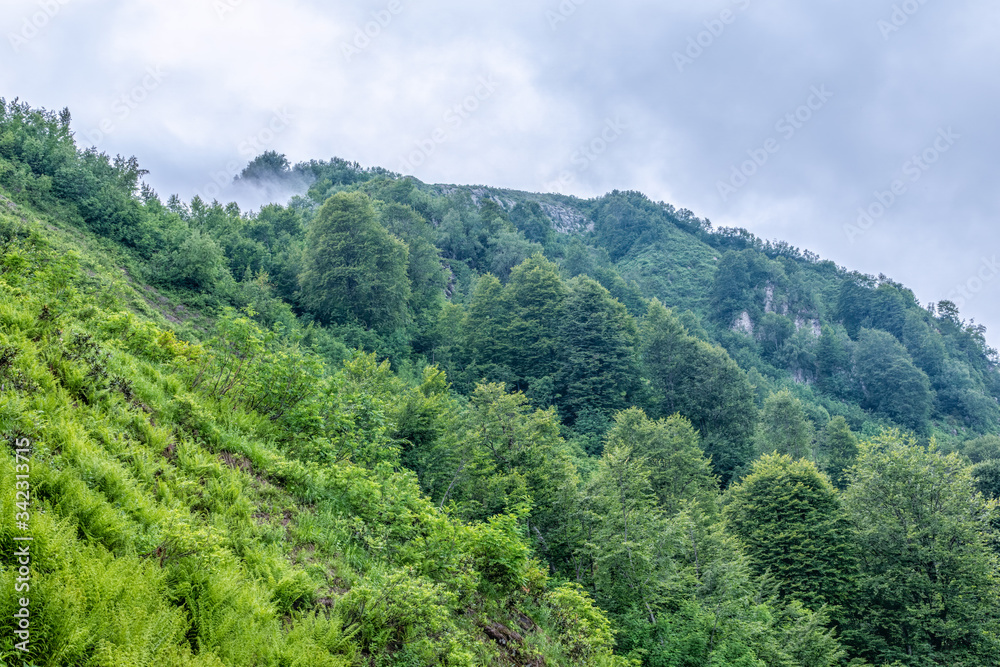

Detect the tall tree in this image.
[640,298,757,483]
[556,277,640,435]
[854,328,933,432]
[234,150,291,182]
[377,201,447,315]
[583,443,671,622]
[509,201,553,245]
[604,407,718,517]
[836,273,877,339]
[902,309,946,379]
[485,228,542,282]
[590,190,665,261]
[459,274,514,389]
[724,454,858,612]
[503,253,568,394]
[586,445,846,667]
[816,324,854,399]
[822,416,859,489]
[299,192,410,331]
[756,390,813,460]
[842,430,1000,665]
[440,383,581,567]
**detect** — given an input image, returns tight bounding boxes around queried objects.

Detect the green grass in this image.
[0,188,632,666]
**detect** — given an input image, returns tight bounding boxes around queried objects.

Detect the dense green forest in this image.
[1,98,999,666]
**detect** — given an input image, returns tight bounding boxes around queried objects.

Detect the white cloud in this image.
[3,0,1000,341]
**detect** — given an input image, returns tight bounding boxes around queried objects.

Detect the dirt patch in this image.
[162,440,177,460]
[484,622,524,648]
[219,450,253,474]
[513,612,537,633]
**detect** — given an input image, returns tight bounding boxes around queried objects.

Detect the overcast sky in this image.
[3,0,999,341]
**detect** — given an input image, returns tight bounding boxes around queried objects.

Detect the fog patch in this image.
[227,151,314,211]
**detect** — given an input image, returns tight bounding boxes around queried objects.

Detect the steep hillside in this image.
[3,98,1000,667]
[0,179,636,665]
[291,161,1000,453]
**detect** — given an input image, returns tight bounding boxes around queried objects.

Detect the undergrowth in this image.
[0,192,631,666]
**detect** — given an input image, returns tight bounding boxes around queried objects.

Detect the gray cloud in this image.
[2,0,999,340]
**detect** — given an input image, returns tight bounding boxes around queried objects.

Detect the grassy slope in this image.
[0,189,625,666]
[615,230,719,317]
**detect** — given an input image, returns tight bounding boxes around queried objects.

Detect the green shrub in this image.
[546,583,619,663]
[468,513,530,599]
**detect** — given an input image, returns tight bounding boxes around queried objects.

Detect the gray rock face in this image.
[538,202,592,234]
[733,311,754,335]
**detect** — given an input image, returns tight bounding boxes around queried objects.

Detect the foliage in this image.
[545,583,626,664]
[0,189,618,666]
[556,276,641,436]
[640,299,757,482]
[842,430,1000,665]
[604,407,718,517]
[4,98,1000,666]
[299,192,411,331]
[853,329,933,433]
[723,454,857,611]
[822,416,858,489]
[755,390,814,460]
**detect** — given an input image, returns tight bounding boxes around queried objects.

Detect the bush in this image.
[158,230,228,290]
[469,514,530,599]
[546,583,619,663]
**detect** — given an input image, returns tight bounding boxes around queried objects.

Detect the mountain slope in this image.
[3,98,1000,667]
[0,160,630,665]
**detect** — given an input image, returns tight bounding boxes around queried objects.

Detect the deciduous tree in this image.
[724,453,857,611]
[640,299,757,483]
[299,192,410,331]
[756,390,813,460]
[842,430,1000,665]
